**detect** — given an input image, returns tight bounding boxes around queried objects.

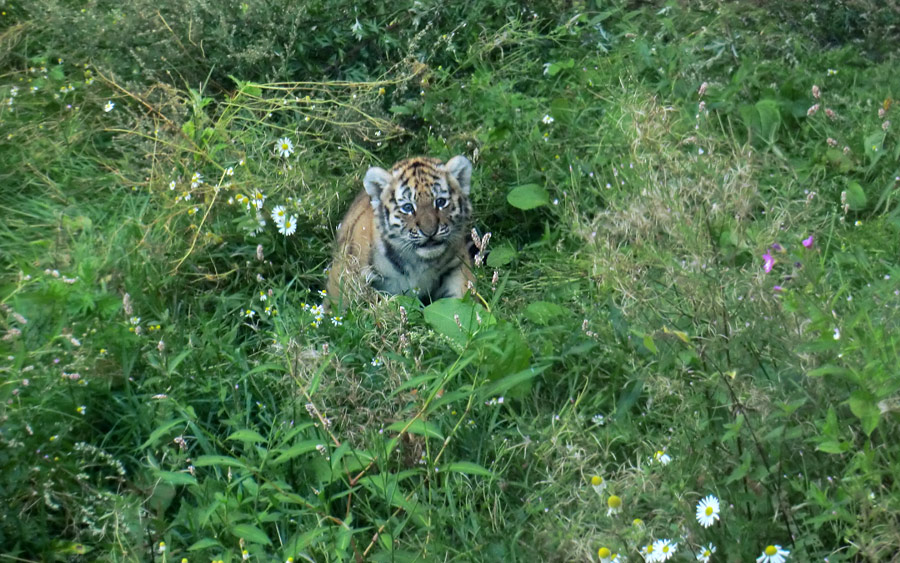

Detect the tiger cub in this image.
[327,155,475,308]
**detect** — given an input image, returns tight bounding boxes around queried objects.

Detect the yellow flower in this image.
[606,494,622,516]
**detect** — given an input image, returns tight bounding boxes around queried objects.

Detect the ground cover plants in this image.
[1,0,898,560]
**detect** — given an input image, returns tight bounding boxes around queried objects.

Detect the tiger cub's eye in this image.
[401,203,415,214]
[435,198,448,209]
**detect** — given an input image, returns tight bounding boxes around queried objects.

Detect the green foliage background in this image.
[1,0,899,561]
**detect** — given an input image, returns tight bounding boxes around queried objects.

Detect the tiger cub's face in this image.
[364,156,472,260]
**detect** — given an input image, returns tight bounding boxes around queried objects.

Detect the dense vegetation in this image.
[1,1,898,560]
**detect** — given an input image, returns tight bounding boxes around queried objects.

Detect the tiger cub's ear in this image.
[445,155,472,196]
[364,166,393,204]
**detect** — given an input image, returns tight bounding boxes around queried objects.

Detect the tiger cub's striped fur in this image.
[327,155,474,308]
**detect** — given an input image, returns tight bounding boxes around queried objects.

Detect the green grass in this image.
[2,1,899,561]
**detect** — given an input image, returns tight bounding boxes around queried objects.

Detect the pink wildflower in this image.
[802,235,814,248]
[763,253,775,273]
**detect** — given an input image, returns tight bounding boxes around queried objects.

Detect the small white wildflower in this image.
[276,137,295,158]
[278,215,298,236]
[103,100,115,112]
[696,495,721,528]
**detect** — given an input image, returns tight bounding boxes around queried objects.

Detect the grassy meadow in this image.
[1,1,899,561]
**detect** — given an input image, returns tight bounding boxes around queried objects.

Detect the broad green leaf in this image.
[546,58,574,76]
[507,184,549,210]
[864,131,885,165]
[846,181,867,210]
[478,365,547,399]
[140,418,186,449]
[423,298,494,346]
[642,334,658,355]
[230,523,271,545]
[816,440,850,454]
[390,104,413,115]
[272,440,323,464]
[473,320,533,393]
[848,390,880,436]
[755,99,781,143]
[442,461,494,477]
[807,365,850,378]
[523,301,568,325]
[387,419,444,440]
[486,244,517,267]
[193,455,246,468]
[154,470,197,486]
[181,120,195,139]
[227,429,267,443]
[188,538,222,551]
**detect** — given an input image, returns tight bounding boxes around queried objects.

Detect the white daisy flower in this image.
[168,180,176,190]
[597,547,616,563]
[542,114,554,124]
[696,544,716,562]
[654,450,672,465]
[251,190,266,210]
[590,475,606,495]
[272,205,287,225]
[279,215,297,236]
[191,172,203,188]
[276,137,295,158]
[225,167,234,176]
[371,357,383,367]
[696,494,720,527]
[756,545,789,563]
[103,100,115,112]
[244,309,256,318]
[331,316,343,326]
[652,539,676,561]
[641,543,659,562]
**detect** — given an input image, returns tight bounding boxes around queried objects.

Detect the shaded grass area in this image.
[1,1,899,561]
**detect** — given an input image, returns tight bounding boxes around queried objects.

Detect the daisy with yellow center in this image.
[606,494,622,516]
[272,205,287,225]
[279,215,298,236]
[696,494,720,527]
[591,475,606,495]
[756,544,789,563]
[652,538,676,561]
[597,547,620,563]
[252,190,266,210]
[696,543,716,563]
[276,137,295,158]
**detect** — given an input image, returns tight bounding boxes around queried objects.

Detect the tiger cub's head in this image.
[364,155,472,260]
